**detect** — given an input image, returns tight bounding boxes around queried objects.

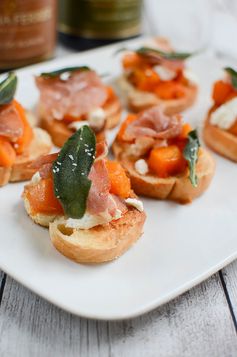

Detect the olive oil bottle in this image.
[59,0,143,50]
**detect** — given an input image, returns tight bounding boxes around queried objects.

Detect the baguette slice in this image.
[23,194,146,263]
[50,207,146,263]
[117,75,198,115]
[39,96,122,147]
[112,141,215,203]
[0,128,52,186]
[203,108,237,162]
[23,196,59,227]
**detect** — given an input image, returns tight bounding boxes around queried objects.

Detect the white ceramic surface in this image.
[0,39,236,320]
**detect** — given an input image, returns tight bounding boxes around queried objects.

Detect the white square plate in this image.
[0,39,236,320]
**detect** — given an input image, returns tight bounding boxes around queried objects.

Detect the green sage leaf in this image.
[40,66,90,78]
[183,129,200,187]
[0,72,17,105]
[136,47,193,60]
[225,67,237,90]
[53,125,96,219]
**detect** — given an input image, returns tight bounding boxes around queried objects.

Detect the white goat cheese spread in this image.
[64,209,122,230]
[69,120,90,131]
[125,198,144,212]
[134,159,149,175]
[87,108,106,129]
[210,97,237,130]
[153,65,176,81]
[31,171,41,185]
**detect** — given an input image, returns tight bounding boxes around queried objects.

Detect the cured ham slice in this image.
[30,153,58,179]
[87,158,127,216]
[36,70,108,121]
[125,106,182,140]
[95,141,108,161]
[87,159,111,215]
[0,102,23,140]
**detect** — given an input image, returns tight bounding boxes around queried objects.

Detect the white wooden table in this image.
[1,1,237,356]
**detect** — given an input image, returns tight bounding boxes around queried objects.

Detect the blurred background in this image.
[0,0,237,70]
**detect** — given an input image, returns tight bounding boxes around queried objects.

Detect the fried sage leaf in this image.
[225,67,237,89]
[0,72,17,105]
[40,66,90,78]
[53,125,96,219]
[135,47,193,60]
[183,129,200,187]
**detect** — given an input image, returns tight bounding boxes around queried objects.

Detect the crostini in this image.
[117,37,198,114]
[23,125,146,263]
[0,73,52,187]
[112,106,215,203]
[36,66,122,147]
[203,67,237,162]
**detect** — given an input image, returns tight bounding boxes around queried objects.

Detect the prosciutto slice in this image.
[87,159,111,215]
[30,153,58,179]
[95,141,108,161]
[36,70,108,121]
[0,102,23,140]
[125,106,182,141]
[87,158,127,216]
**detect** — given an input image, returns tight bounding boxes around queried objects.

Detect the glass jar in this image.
[0,0,57,70]
[59,0,143,50]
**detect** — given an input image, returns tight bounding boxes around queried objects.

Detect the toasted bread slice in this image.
[117,75,198,115]
[203,108,237,162]
[23,193,146,263]
[39,96,122,147]
[50,207,145,263]
[23,196,58,227]
[0,128,52,187]
[112,141,215,203]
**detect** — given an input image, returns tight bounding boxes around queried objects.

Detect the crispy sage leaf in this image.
[53,125,96,219]
[114,46,193,60]
[183,129,200,187]
[0,72,17,105]
[136,47,193,60]
[225,67,237,89]
[40,66,90,78]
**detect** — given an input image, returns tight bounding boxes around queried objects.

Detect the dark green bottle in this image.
[59,0,143,50]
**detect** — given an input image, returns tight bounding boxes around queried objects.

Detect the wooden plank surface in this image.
[222,261,237,325]
[0,271,5,306]
[0,274,236,357]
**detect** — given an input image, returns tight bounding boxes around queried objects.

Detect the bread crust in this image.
[39,97,122,147]
[0,128,52,187]
[50,207,146,263]
[117,75,198,115]
[23,196,58,227]
[203,107,237,162]
[112,141,215,203]
[23,193,146,263]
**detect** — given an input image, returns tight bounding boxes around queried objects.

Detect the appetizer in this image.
[23,126,145,264]
[117,37,198,114]
[112,106,215,203]
[203,67,237,162]
[36,66,121,147]
[0,73,52,187]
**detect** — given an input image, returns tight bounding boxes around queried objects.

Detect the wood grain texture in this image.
[0,270,5,305]
[0,274,236,357]
[222,261,237,322]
